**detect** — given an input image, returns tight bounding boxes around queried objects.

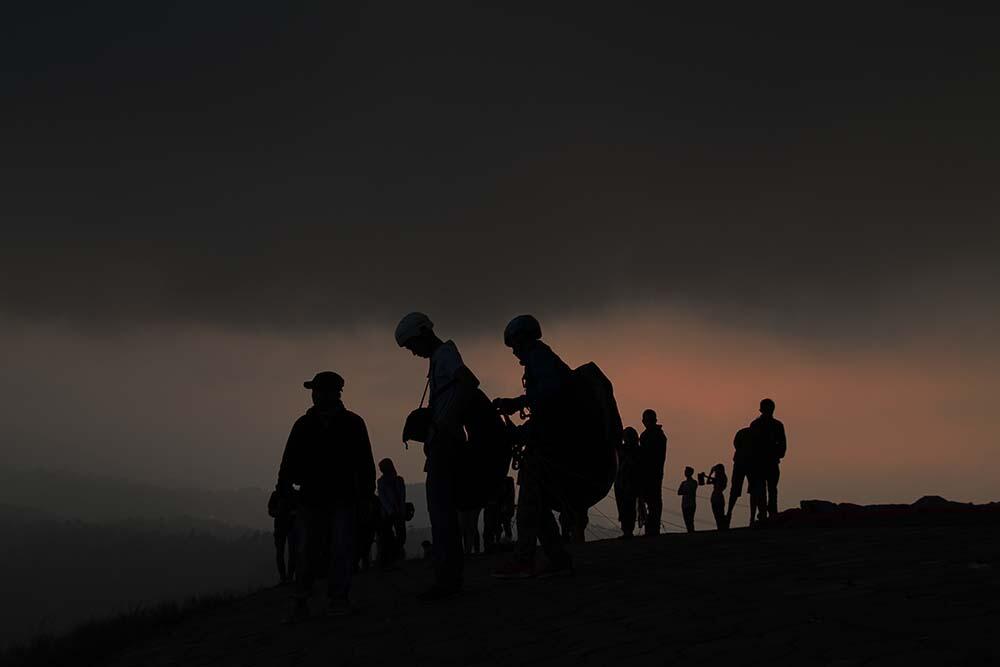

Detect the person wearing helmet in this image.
[276,371,376,622]
[492,315,575,579]
[395,312,476,600]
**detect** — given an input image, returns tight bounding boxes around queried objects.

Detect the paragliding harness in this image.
[508,361,622,510]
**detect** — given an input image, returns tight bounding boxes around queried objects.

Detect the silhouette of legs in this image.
[483,502,500,552]
[764,463,780,518]
[727,464,747,524]
[460,507,482,555]
[294,502,357,608]
[425,445,463,591]
[641,493,662,536]
[616,490,636,537]
[682,505,696,533]
[514,455,571,567]
[711,494,726,530]
[274,514,293,583]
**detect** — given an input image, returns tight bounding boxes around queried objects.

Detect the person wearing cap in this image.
[492,314,575,579]
[637,408,667,536]
[276,371,376,621]
[749,398,787,521]
[395,312,478,600]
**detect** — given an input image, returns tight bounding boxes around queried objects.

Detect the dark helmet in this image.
[503,314,542,348]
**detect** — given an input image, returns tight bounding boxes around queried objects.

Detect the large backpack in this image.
[560,361,622,508]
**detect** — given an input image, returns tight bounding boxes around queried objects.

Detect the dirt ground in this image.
[106,516,1000,666]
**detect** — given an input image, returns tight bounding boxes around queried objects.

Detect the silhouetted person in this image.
[492,315,574,578]
[396,312,478,600]
[268,488,299,585]
[638,409,667,536]
[499,475,516,543]
[276,371,376,622]
[355,494,380,572]
[678,466,698,533]
[421,539,433,560]
[615,426,640,538]
[749,398,787,520]
[460,507,482,555]
[706,463,728,530]
[726,427,754,527]
[377,458,406,566]
[482,479,503,552]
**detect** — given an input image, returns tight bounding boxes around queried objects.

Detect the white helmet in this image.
[395,312,434,347]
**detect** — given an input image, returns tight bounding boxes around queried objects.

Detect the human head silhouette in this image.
[395,312,440,358]
[378,458,397,477]
[503,314,542,360]
[623,426,639,447]
[684,466,695,478]
[304,371,344,407]
[641,409,657,429]
[759,398,776,416]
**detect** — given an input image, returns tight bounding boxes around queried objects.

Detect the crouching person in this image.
[276,371,376,622]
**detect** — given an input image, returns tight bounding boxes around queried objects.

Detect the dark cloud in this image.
[3,3,999,336]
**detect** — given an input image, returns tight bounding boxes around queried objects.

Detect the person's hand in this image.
[493,397,521,416]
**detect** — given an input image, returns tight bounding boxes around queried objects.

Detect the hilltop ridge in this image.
[88,512,1000,667]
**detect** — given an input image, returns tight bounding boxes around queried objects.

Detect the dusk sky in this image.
[2,4,998,510]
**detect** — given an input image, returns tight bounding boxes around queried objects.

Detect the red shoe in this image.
[491,559,536,579]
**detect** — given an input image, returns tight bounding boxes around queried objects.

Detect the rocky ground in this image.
[104,515,1000,666]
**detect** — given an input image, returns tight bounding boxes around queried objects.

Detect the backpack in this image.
[563,362,622,508]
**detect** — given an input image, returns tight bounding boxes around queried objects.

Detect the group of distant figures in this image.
[268,312,788,622]
[613,400,787,538]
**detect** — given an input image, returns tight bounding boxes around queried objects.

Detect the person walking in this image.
[276,371,375,622]
[377,458,407,565]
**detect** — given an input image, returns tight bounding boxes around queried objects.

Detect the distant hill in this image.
[0,467,272,532]
[0,467,431,532]
[0,513,274,650]
[0,467,431,649]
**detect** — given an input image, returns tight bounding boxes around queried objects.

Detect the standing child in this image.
[706,463,728,530]
[678,467,698,533]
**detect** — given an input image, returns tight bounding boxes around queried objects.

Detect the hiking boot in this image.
[491,559,536,579]
[536,556,574,579]
[281,599,309,625]
[417,582,462,602]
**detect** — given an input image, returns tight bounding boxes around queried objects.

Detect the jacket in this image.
[277,401,376,507]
